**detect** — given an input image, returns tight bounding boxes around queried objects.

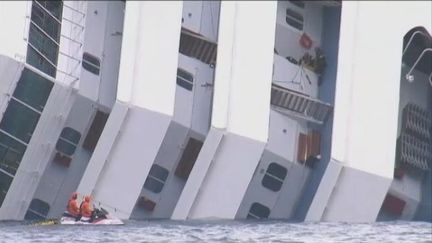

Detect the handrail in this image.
[60,50,82,63]
[61,33,83,46]
[272,83,332,106]
[62,3,86,17]
[271,84,332,124]
[27,42,80,81]
[402,30,431,55]
[62,17,85,30]
[405,48,432,82]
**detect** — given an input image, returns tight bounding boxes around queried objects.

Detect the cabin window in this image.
[286,8,304,31]
[55,127,81,156]
[0,146,21,175]
[247,202,270,219]
[27,0,62,77]
[27,48,57,77]
[261,162,287,192]
[0,68,52,175]
[144,164,169,193]
[12,69,54,112]
[83,111,109,152]
[82,52,101,75]
[176,68,194,91]
[0,171,13,207]
[24,198,50,220]
[36,1,63,20]
[0,99,40,143]
[175,138,203,180]
[28,23,59,66]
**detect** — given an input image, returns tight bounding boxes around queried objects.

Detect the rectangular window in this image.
[82,52,101,75]
[261,162,287,192]
[24,198,50,220]
[55,127,81,156]
[0,142,23,176]
[36,0,63,20]
[176,68,194,91]
[247,202,270,219]
[0,132,26,157]
[175,138,203,180]
[31,1,62,40]
[27,47,57,78]
[12,69,54,112]
[286,8,303,31]
[28,23,59,65]
[0,171,13,207]
[83,111,109,152]
[0,99,40,144]
[144,164,169,193]
[27,0,62,77]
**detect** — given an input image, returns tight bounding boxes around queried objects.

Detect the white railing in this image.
[271,84,332,124]
[24,1,87,83]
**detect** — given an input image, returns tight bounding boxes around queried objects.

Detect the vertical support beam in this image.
[310,1,432,222]
[79,1,183,219]
[173,1,277,219]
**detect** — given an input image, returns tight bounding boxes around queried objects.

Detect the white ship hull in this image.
[0,1,430,223]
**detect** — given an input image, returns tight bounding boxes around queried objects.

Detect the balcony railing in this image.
[271,84,332,124]
[179,28,217,65]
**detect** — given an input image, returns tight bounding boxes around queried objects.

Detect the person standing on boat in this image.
[80,195,94,221]
[66,192,80,218]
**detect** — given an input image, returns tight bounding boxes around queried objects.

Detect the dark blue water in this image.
[0,220,431,242]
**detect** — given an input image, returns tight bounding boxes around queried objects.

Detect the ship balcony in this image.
[179,28,217,66]
[271,54,332,125]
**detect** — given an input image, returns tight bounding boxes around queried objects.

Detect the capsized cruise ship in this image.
[0,1,431,222]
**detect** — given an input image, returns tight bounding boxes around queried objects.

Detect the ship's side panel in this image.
[78,1,183,219]
[77,2,108,102]
[178,1,277,219]
[308,1,432,222]
[98,2,125,110]
[0,81,76,219]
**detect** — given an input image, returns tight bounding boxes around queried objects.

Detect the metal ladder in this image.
[271,84,332,124]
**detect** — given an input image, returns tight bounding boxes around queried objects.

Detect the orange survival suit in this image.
[67,192,80,217]
[80,195,93,218]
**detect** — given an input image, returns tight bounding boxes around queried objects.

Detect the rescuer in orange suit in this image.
[66,192,80,217]
[80,195,94,219]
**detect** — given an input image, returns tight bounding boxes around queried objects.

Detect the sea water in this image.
[0,220,431,242]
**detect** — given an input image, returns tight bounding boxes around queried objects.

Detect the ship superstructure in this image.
[0,1,430,222]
